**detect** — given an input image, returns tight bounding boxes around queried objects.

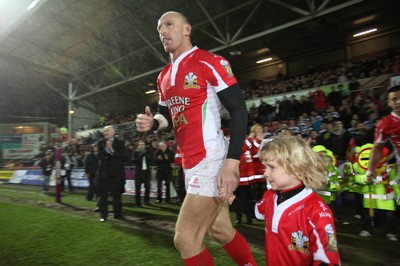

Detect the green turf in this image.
[0,184,399,265]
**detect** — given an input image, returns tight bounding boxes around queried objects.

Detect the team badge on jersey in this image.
[220,59,234,78]
[184,72,200,89]
[289,230,310,255]
[325,224,338,252]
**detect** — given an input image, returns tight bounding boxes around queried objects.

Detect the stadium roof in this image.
[0,0,399,124]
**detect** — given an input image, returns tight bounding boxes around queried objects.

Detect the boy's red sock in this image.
[183,248,214,266]
[223,230,257,266]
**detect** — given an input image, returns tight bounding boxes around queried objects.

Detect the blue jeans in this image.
[43,175,50,192]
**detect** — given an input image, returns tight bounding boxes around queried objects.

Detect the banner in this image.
[3,148,39,159]
[0,170,15,180]
[7,168,89,188]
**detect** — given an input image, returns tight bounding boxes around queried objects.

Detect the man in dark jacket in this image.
[96,126,129,222]
[39,150,54,193]
[155,141,174,203]
[132,139,153,206]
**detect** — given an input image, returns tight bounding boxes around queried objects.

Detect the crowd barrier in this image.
[0,166,177,198]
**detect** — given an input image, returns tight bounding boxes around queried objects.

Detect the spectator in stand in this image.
[84,144,98,201]
[39,150,54,193]
[132,139,153,207]
[298,95,313,115]
[352,122,371,146]
[155,141,174,203]
[351,95,367,120]
[328,86,343,110]
[312,88,328,115]
[258,100,271,124]
[279,96,292,120]
[97,125,129,222]
[288,95,300,118]
[317,121,334,150]
[61,150,76,193]
[337,71,348,83]
[309,129,319,147]
[278,127,293,137]
[330,120,350,161]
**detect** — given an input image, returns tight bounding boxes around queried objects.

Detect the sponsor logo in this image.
[288,230,310,255]
[287,205,304,216]
[220,59,234,78]
[172,113,188,128]
[319,200,328,211]
[319,212,332,218]
[190,177,200,189]
[165,96,191,128]
[183,72,200,89]
[325,224,338,252]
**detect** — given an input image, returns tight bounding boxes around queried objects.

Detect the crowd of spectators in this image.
[3,52,399,173]
[243,53,399,99]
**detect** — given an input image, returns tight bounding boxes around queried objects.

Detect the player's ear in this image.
[184,23,191,36]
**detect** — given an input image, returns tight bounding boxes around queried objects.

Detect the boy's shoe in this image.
[386,234,398,241]
[359,230,372,237]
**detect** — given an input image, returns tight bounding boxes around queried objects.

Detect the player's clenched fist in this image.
[136,106,153,132]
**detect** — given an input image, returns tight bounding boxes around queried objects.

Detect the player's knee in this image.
[174,231,189,251]
[209,226,232,245]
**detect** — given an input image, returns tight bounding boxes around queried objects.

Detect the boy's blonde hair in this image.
[259,136,327,189]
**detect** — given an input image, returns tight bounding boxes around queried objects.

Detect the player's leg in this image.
[210,201,257,265]
[174,194,220,259]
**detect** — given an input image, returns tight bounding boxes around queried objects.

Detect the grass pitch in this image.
[0,184,399,265]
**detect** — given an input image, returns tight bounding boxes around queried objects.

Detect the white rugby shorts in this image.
[184,137,228,197]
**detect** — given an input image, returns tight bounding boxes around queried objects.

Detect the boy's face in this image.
[387,91,400,115]
[262,151,301,191]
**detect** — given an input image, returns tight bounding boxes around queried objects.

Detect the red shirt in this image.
[375,112,400,166]
[239,137,254,186]
[157,47,237,169]
[255,187,340,265]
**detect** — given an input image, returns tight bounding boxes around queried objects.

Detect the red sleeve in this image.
[309,197,340,265]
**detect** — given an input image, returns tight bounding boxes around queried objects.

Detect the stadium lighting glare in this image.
[27,0,40,10]
[256,48,270,54]
[256,58,272,64]
[145,89,156,94]
[353,28,377,37]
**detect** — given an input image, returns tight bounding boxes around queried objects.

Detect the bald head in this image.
[103,126,115,139]
[157,11,192,60]
[159,11,188,24]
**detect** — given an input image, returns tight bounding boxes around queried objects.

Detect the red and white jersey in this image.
[375,112,400,167]
[255,188,340,266]
[239,137,254,186]
[250,137,266,183]
[157,47,237,169]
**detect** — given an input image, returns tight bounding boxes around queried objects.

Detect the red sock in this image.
[223,230,257,266]
[183,248,214,266]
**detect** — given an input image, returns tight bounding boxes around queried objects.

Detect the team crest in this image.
[288,230,310,255]
[220,59,234,78]
[325,224,338,252]
[184,72,200,89]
